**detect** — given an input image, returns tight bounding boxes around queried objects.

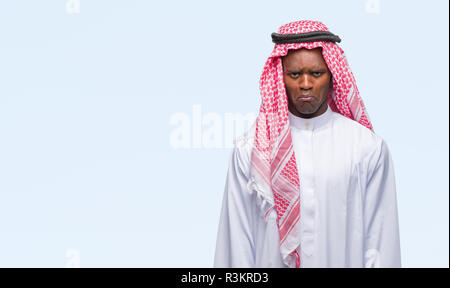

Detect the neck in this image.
[288,104,332,131]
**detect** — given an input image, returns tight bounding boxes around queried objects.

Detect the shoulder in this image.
[330,111,389,160]
[229,122,256,177]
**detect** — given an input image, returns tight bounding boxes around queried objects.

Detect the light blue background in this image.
[0,0,448,267]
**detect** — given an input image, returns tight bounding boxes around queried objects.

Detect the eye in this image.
[312,71,323,77]
[289,72,300,78]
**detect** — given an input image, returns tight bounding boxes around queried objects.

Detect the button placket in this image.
[297,129,316,257]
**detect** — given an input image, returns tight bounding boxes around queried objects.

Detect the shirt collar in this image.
[288,105,333,131]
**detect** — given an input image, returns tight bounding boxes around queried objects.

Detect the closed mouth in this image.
[298,95,315,101]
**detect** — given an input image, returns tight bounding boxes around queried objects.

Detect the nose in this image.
[299,74,313,91]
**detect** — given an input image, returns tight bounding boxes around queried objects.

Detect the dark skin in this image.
[282,48,333,119]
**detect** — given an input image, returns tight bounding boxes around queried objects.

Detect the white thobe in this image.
[214,105,401,268]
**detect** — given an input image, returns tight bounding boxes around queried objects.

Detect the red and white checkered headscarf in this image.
[250,20,373,268]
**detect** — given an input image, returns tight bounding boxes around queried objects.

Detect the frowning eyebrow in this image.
[286,68,327,73]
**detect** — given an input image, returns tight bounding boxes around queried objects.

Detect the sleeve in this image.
[363,139,402,268]
[213,146,256,268]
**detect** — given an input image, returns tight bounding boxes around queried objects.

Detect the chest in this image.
[291,128,360,194]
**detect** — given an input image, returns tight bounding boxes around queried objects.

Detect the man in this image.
[214,20,401,268]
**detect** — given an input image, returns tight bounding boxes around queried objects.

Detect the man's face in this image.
[282,48,332,118]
